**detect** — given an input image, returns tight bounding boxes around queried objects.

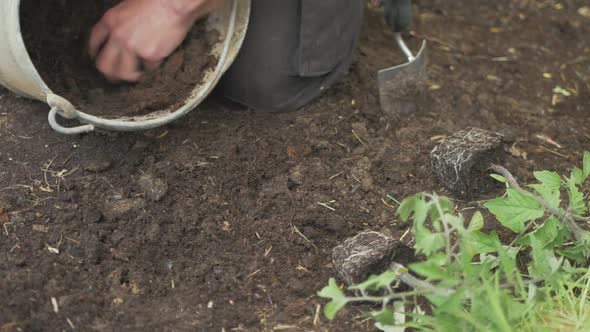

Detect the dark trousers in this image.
[220,0,365,112]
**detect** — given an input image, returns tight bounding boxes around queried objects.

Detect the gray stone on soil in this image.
[102,198,146,221]
[430,127,504,198]
[83,159,113,173]
[332,230,399,286]
[138,174,169,202]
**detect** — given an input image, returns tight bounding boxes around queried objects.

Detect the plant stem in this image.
[426,193,454,259]
[490,165,587,241]
[345,289,435,303]
[390,262,456,297]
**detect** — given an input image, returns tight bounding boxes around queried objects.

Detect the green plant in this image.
[319,152,590,331]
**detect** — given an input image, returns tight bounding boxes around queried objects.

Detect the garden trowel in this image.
[378,33,427,113]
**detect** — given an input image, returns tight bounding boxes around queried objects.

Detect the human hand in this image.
[383,0,412,32]
[88,0,224,82]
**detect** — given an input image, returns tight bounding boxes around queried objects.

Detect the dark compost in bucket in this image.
[20,0,219,118]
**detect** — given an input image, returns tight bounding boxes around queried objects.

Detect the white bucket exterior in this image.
[0,0,250,134]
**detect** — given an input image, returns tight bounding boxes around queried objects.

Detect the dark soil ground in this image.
[1,1,589,331]
[20,0,218,118]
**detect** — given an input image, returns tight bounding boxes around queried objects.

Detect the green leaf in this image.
[349,271,397,291]
[446,213,465,229]
[553,86,572,97]
[572,167,585,185]
[496,243,517,282]
[584,151,590,180]
[519,217,564,248]
[318,278,348,320]
[557,245,590,264]
[466,231,501,254]
[429,196,455,221]
[485,189,545,233]
[414,228,445,256]
[528,170,562,209]
[467,211,484,232]
[528,184,561,210]
[367,309,396,326]
[533,170,562,190]
[434,288,465,314]
[397,193,424,222]
[529,233,562,278]
[566,177,586,215]
[409,253,448,281]
[490,174,507,183]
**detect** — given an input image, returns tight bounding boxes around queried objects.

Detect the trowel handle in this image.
[394,33,415,61]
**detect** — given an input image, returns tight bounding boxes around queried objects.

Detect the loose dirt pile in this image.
[20,0,218,118]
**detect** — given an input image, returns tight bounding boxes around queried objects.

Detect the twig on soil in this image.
[0,184,34,192]
[66,318,75,329]
[329,172,344,180]
[293,225,317,249]
[381,197,396,209]
[351,174,362,184]
[539,145,569,159]
[318,201,336,211]
[247,269,261,279]
[535,134,562,149]
[337,142,351,153]
[51,297,59,313]
[3,222,11,236]
[386,195,402,206]
[264,246,273,257]
[313,304,321,326]
[399,227,412,242]
[352,130,367,147]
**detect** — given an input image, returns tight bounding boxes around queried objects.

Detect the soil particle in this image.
[20,0,219,118]
[332,230,400,286]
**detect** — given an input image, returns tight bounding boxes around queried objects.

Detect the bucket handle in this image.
[47,94,95,134]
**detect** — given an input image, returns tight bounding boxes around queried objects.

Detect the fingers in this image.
[95,43,142,82]
[117,49,143,81]
[88,23,110,59]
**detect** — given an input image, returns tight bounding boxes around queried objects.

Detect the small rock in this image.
[83,208,102,223]
[137,174,169,202]
[102,198,145,222]
[312,140,330,150]
[360,176,374,192]
[287,165,304,190]
[0,193,12,213]
[431,127,504,198]
[146,222,161,242]
[32,224,49,233]
[351,122,369,137]
[260,174,288,198]
[84,159,113,173]
[332,230,400,286]
[287,144,312,161]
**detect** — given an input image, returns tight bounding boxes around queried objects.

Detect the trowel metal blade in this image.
[378,40,427,114]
